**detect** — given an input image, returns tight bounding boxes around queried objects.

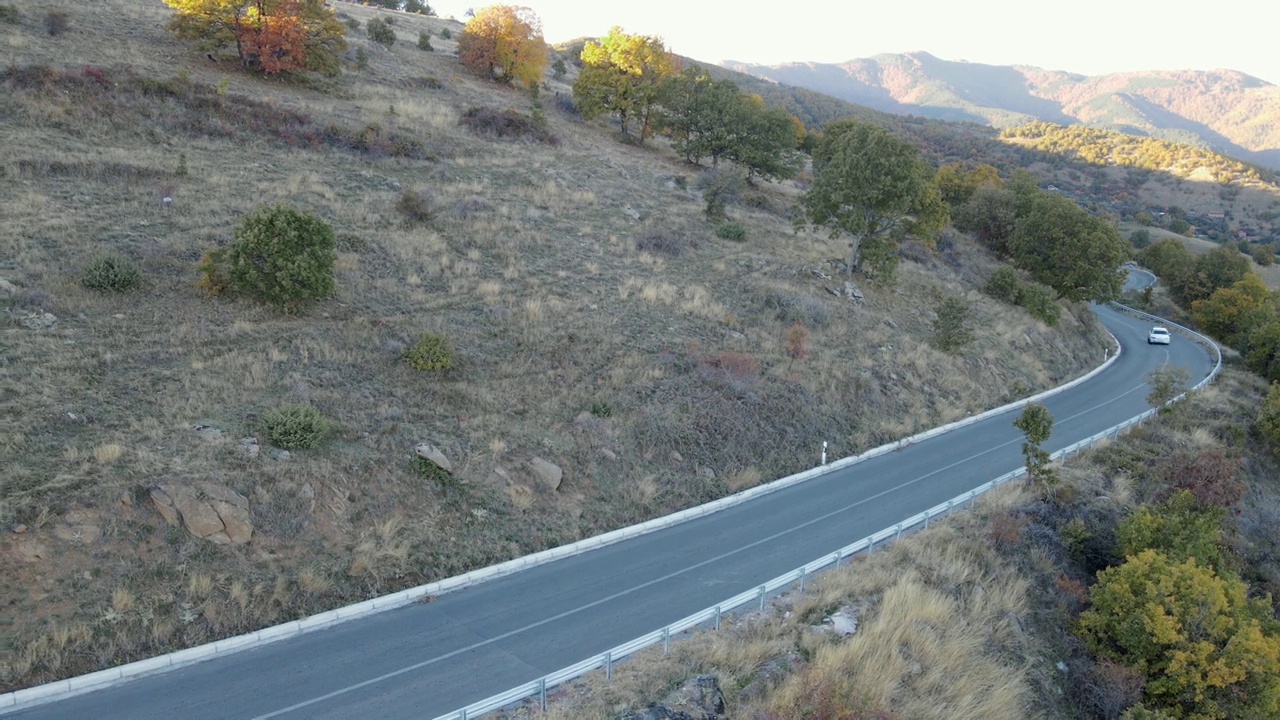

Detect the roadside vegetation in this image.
[518,367,1280,720]
[2,0,1275,708]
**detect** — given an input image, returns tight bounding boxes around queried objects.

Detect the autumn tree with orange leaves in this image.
[456,5,547,88]
[163,0,346,76]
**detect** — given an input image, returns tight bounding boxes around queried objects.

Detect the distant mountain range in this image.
[723,52,1280,170]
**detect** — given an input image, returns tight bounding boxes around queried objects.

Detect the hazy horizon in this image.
[428,0,1279,86]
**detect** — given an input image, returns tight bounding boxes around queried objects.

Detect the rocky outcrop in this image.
[621,675,726,720]
[151,482,253,545]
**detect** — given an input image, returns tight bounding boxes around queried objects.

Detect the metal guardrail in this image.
[433,302,1223,720]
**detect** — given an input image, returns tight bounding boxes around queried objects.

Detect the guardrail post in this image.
[605,651,613,679]
[714,606,721,630]
[924,510,931,529]
[540,678,547,710]
[894,523,902,541]
[663,627,670,655]
[799,567,807,591]
[759,585,767,610]
[834,550,842,569]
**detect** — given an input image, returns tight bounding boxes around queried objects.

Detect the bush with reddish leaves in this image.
[1162,448,1245,508]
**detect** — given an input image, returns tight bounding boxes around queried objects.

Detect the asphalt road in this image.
[10,296,1213,719]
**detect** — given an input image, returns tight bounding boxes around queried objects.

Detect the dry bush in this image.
[396,188,436,225]
[635,229,691,257]
[458,106,557,145]
[1161,448,1245,508]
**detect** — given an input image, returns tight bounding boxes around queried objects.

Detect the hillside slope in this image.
[728,52,1280,170]
[0,0,1112,690]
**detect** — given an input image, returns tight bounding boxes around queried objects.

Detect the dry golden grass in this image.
[1,0,1121,693]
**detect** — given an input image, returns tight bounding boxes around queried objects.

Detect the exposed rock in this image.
[15,538,50,563]
[0,277,18,294]
[696,467,716,482]
[843,281,864,301]
[529,456,563,491]
[300,482,316,513]
[623,205,641,221]
[268,448,292,461]
[816,605,859,636]
[150,482,253,545]
[52,510,101,544]
[600,448,618,462]
[738,652,803,703]
[239,437,260,458]
[622,675,726,720]
[670,450,684,463]
[192,424,224,441]
[414,443,452,472]
[11,524,27,534]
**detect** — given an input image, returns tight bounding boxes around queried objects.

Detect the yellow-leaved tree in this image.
[573,27,679,143]
[162,0,346,76]
[1077,549,1280,718]
[456,5,547,88]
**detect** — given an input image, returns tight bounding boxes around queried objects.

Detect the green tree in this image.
[1013,403,1055,489]
[934,162,1001,205]
[1140,238,1196,291]
[798,120,947,278]
[1246,321,1280,383]
[1077,550,1280,719]
[952,186,1019,256]
[574,27,679,143]
[1191,273,1274,344]
[163,0,347,76]
[457,5,546,88]
[1009,191,1129,302]
[1182,245,1252,305]
[722,94,803,182]
[657,67,741,165]
[366,16,394,47]
[1147,366,1190,411]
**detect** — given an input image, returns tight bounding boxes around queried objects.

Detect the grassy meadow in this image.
[1,0,1115,691]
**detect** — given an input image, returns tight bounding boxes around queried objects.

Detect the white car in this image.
[1147,327,1171,345]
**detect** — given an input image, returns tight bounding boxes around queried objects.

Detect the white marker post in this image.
[821,441,827,465]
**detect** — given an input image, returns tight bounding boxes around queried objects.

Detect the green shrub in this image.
[439,28,452,39]
[354,46,368,70]
[81,255,142,292]
[367,18,395,48]
[984,266,1021,303]
[1129,228,1152,249]
[715,221,746,241]
[344,17,360,32]
[1118,490,1226,569]
[404,332,453,371]
[396,188,435,225]
[931,296,973,352]
[417,31,433,51]
[1258,382,1280,449]
[261,404,329,449]
[1017,282,1061,326]
[415,456,460,489]
[227,204,336,312]
[0,6,21,24]
[589,401,614,418]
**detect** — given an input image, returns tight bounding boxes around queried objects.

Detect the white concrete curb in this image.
[0,325,1124,714]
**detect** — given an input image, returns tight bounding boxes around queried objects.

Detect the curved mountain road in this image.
[8,286,1214,719]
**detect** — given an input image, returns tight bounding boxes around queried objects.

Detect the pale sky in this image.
[431,1,1280,86]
